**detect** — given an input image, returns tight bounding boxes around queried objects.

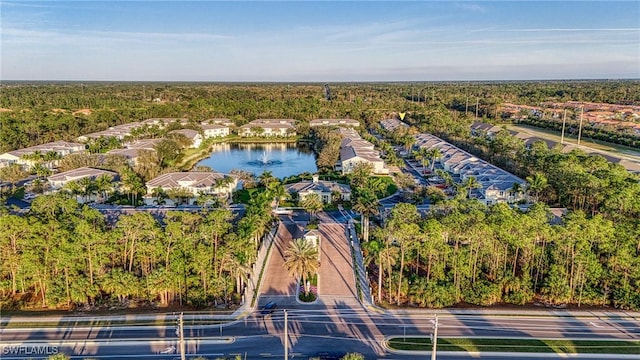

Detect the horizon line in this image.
[2,78,640,85]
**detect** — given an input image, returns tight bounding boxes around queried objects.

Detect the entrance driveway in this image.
[259,212,360,307]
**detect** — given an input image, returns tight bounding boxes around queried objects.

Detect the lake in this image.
[196,142,318,179]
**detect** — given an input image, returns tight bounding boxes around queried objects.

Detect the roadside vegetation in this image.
[387,337,640,354]
[0,182,279,310]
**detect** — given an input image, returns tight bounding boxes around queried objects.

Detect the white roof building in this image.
[146,171,237,198]
[310,118,360,127]
[48,167,118,189]
[414,132,526,205]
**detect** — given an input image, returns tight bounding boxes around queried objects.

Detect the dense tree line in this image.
[364,200,640,310]
[0,188,276,309]
[3,81,639,152]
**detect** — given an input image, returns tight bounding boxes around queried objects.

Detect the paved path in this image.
[258,212,362,308]
[259,221,303,301]
[317,223,358,305]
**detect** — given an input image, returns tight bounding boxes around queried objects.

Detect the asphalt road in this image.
[2,307,639,359]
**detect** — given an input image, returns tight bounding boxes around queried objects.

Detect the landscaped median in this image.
[386,337,640,356]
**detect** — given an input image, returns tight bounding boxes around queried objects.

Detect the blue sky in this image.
[2,1,639,81]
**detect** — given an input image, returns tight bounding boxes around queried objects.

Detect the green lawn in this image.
[387,337,640,355]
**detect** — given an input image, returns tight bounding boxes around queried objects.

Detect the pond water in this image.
[196,142,318,178]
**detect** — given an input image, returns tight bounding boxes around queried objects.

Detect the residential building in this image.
[336,127,388,175]
[142,118,188,128]
[285,174,351,204]
[169,129,203,148]
[238,119,296,137]
[202,124,230,138]
[203,118,234,127]
[106,148,152,166]
[77,122,143,142]
[0,141,86,169]
[48,167,118,189]
[309,118,359,127]
[125,138,163,150]
[414,133,526,205]
[303,229,321,249]
[145,171,237,205]
[380,118,409,132]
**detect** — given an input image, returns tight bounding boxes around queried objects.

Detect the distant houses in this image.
[380,118,409,132]
[0,141,86,169]
[309,118,359,128]
[203,118,234,127]
[470,121,640,174]
[238,119,296,137]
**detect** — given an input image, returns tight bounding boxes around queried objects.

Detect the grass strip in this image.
[388,337,640,355]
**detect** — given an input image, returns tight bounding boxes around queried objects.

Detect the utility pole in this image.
[283,309,288,360]
[560,109,567,144]
[431,315,438,360]
[465,96,469,115]
[178,312,186,360]
[475,98,479,119]
[577,107,584,145]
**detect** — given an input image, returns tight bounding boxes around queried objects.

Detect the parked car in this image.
[260,301,277,316]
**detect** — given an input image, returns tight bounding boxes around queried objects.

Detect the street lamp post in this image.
[284,309,288,360]
[431,315,438,360]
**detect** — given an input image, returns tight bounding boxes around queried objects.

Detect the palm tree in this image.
[31,163,51,178]
[120,168,145,205]
[269,182,287,208]
[435,169,454,187]
[283,239,319,296]
[95,174,114,202]
[151,187,167,205]
[401,135,415,154]
[352,189,379,242]
[258,170,276,189]
[301,193,323,222]
[427,148,442,172]
[77,176,97,203]
[363,237,384,303]
[63,180,83,201]
[510,182,523,203]
[460,176,482,199]
[413,147,429,173]
[526,173,548,202]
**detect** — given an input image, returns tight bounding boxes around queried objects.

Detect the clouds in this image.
[1,1,639,81]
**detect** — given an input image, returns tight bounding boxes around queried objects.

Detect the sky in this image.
[1,1,639,81]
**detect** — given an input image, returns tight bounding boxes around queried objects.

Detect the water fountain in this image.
[248,149,282,167]
[259,150,271,165]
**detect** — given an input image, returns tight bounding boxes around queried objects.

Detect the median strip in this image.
[387,337,640,355]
